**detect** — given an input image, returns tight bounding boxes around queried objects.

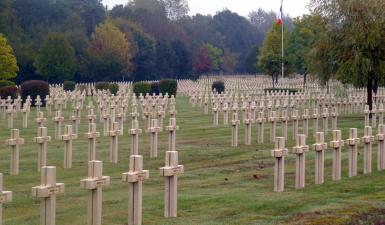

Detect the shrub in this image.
[264,88,299,94]
[95,82,110,91]
[133,82,151,96]
[159,79,177,96]
[77,84,87,92]
[63,81,76,91]
[212,80,225,93]
[0,80,16,89]
[20,80,49,106]
[108,83,119,95]
[150,82,159,95]
[0,86,18,99]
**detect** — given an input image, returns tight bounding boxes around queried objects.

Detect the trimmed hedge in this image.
[159,79,177,96]
[133,82,151,96]
[63,81,76,91]
[20,80,49,106]
[0,86,18,99]
[264,88,299,94]
[212,81,225,93]
[109,83,119,95]
[95,82,110,91]
[0,80,16,89]
[150,82,159,95]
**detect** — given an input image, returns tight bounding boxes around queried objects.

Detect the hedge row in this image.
[20,80,49,106]
[133,79,177,97]
[95,82,119,95]
[211,81,225,93]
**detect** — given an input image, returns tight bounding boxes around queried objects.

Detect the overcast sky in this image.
[102,0,311,17]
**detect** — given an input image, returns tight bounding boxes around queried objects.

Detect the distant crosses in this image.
[6,104,13,129]
[268,111,278,143]
[312,132,327,184]
[36,112,47,128]
[364,105,370,126]
[322,108,329,134]
[85,123,100,161]
[122,155,149,225]
[166,118,178,152]
[331,107,338,130]
[70,109,79,134]
[376,124,385,171]
[256,111,265,144]
[0,174,12,225]
[5,129,25,175]
[148,119,160,158]
[280,109,289,139]
[101,108,110,136]
[109,122,119,164]
[52,111,64,139]
[292,134,308,189]
[231,112,240,147]
[32,166,65,225]
[60,125,77,169]
[330,130,344,181]
[21,104,29,128]
[212,103,219,126]
[243,111,252,145]
[80,161,110,225]
[291,109,299,140]
[271,137,288,192]
[346,128,360,177]
[33,127,51,171]
[362,126,374,174]
[129,119,142,155]
[302,109,309,137]
[160,151,184,218]
[312,108,319,137]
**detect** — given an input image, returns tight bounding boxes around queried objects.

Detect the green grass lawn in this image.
[1,96,385,225]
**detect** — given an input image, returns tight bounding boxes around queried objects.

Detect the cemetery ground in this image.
[1,96,385,225]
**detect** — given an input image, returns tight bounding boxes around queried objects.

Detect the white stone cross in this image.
[346,128,360,177]
[0,173,12,225]
[160,151,184,218]
[122,155,149,225]
[271,137,288,192]
[5,129,25,175]
[312,132,327,184]
[60,125,77,169]
[330,130,344,180]
[80,161,110,225]
[361,126,374,174]
[31,166,64,225]
[292,134,308,189]
[33,127,51,171]
[85,123,100,161]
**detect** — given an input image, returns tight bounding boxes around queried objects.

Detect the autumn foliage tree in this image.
[193,47,212,75]
[85,22,135,81]
[0,33,18,80]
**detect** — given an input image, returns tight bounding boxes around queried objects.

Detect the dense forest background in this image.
[0,0,295,83]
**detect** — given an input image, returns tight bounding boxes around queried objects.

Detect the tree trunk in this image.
[374,77,378,95]
[303,72,307,90]
[272,75,275,88]
[367,76,373,119]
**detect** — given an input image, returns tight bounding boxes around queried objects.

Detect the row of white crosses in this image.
[271,124,385,192]
[1,116,183,225]
[229,106,338,147]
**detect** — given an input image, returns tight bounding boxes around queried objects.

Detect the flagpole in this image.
[281,0,284,79]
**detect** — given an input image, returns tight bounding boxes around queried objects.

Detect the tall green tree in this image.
[311,0,385,110]
[85,22,135,81]
[287,15,325,85]
[201,43,223,74]
[258,23,290,86]
[0,33,19,80]
[34,33,76,82]
[245,45,259,74]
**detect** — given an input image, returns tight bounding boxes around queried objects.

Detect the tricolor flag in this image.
[277,0,283,25]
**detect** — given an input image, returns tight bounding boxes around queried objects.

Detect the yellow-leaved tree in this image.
[0,33,18,80]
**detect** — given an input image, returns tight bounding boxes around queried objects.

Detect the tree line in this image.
[0,0,295,83]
